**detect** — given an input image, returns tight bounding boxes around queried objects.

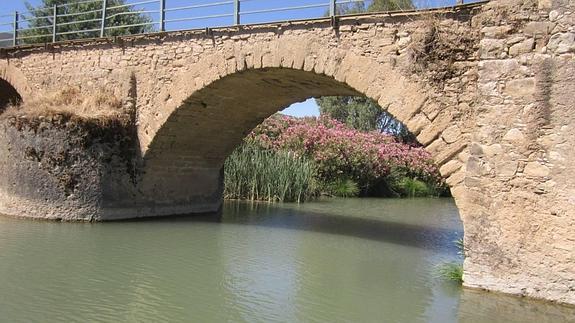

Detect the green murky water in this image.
[0,198,573,322]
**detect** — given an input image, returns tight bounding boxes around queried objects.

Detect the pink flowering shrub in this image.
[246,114,444,193]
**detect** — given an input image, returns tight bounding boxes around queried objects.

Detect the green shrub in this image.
[394,177,431,197]
[324,178,360,197]
[438,263,463,283]
[224,143,318,202]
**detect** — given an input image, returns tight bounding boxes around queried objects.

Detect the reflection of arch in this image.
[0,62,30,110]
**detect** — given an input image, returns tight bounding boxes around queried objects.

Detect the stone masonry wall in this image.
[459,0,575,304]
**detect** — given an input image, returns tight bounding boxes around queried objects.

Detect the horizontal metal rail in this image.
[57,0,102,8]
[164,1,235,13]
[164,13,234,23]
[57,9,103,18]
[57,28,101,36]
[241,3,330,16]
[107,0,159,11]
[2,0,481,47]
[16,34,52,40]
[18,15,53,22]
[57,18,103,27]
[336,0,368,3]
[106,10,158,20]
[16,25,53,32]
[105,21,158,30]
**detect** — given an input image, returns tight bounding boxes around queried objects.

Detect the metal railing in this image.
[0,0,477,48]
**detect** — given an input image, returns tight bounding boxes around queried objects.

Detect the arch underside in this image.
[145,68,360,170]
[0,78,21,112]
[137,66,453,216]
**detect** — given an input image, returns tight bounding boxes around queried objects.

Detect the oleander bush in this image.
[225,114,446,201]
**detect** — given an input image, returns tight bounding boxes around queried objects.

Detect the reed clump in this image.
[224,143,318,203]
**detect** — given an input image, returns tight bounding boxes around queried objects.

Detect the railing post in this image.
[52,5,57,43]
[100,0,107,38]
[12,11,18,46]
[234,0,240,25]
[159,0,166,31]
[329,0,336,17]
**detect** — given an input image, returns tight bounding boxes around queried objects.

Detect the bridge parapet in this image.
[0,0,488,48]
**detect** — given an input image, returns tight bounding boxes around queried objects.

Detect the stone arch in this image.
[137,46,470,217]
[0,62,31,107]
[141,44,469,182]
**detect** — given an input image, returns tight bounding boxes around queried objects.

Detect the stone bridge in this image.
[0,0,573,305]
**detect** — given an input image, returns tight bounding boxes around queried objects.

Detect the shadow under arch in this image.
[0,62,31,110]
[0,77,22,113]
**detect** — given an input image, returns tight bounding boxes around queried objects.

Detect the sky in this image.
[0,0,463,117]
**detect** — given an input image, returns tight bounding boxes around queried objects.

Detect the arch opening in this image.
[140,67,458,217]
[145,68,361,168]
[0,78,22,113]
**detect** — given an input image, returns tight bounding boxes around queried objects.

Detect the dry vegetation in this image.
[1,87,126,122]
[407,14,479,84]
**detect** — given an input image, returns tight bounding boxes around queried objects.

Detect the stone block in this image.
[509,39,535,56]
[547,32,575,54]
[440,159,462,177]
[406,113,430,135]
[523,22,556,36]
[502,128,526,144]
[481,26,513,38]
[497,161,518,177]
[524,162,551,177]
[442,125,462,144]
[504,78,535,100]
[479,39,506,59]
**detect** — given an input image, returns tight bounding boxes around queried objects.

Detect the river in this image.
[0,198,573,322]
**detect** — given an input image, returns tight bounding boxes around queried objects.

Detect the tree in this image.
[20,0,153,44]
[337,0,414,14]
[316,96,413,141]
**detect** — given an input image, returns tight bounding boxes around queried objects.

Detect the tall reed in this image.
[224,143,318,203]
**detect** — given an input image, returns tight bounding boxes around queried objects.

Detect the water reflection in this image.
[458,288,575,323]
[0,198,572,322]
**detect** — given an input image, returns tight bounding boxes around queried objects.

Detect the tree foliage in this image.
[316,96,413,141]
[337,0,414,14]
[367,0,415,11]
[21,0,153,44]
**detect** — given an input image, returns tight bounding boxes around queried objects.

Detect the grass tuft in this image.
[455,238,464,256]
[437,262,463,283]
